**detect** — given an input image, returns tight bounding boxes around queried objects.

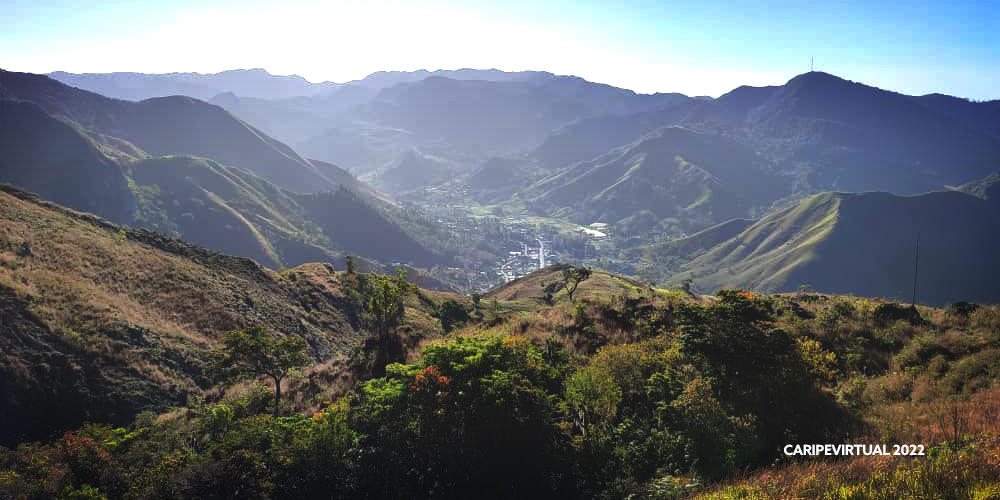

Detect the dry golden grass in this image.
[1,189,448,435]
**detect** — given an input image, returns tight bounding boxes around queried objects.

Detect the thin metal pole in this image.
[911,233,920,307]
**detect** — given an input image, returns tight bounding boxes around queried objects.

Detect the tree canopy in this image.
[209,325,310,415]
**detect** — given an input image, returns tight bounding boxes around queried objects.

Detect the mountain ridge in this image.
[649,184,1000,305]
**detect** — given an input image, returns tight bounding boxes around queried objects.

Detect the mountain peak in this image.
[784,71,851,88]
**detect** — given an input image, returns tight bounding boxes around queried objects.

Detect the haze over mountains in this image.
[3,66,999,304]
[1,70,451,284]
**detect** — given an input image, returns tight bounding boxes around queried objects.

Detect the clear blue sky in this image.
[2,0,997,99]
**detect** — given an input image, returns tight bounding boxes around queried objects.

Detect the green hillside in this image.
[639,217,756,276]
[524,126,783,237]
[126,155,324,269]
[658,187,1000,305]
[739,72,1000,194]
[126,155,448,270]
[485,263,664,305]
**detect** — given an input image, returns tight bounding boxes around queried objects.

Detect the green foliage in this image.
[59,484,107,500]
[209,325,310,415]
[565,364,622,441]
[435,298,470,332]
[360,270,417,375]
[351,334,572,498]
[362,270,416,341]
[6,287,1000,500]
[674,290,848,470]
[817,298,855,329]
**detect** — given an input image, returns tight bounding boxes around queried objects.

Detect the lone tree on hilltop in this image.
[209,325,310,415]
[562,266,592,302]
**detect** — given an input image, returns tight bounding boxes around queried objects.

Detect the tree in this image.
[363,269,416,373]
[470,293,481,311]
[364,269,416,340]
[565,365,621,441]
[436,299,470,332]
[561,266,592,302]
[345,255,356,274]
[209,325,310,415]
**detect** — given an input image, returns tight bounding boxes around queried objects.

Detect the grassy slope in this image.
[639,217,756,277]
[0,186,455,445]
[524,126,782,235]
[372,149,456,194]
[294,187,447,267]
[306,157,391,203]
[665,189,1000,305]
[666,192,842,292]
[484,264,684,309]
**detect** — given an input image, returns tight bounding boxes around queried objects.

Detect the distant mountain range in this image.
[506,71,1000,242]
[6,66,999,304]
[49,68,340,101]
[0,70,451,275]
[48,68,552,102]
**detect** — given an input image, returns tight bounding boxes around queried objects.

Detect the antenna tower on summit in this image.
[811,56,814,72]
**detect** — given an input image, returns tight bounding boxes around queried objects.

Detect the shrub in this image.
[435,299,470,333]
[873,303,924,327]
[818,298,856,329]
[941,349,1000,394]
[948,301,980,317]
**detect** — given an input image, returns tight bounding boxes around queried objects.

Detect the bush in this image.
[874,303,924,327]
[435,299,470,332]
[818,298,856,329]
[948,301,980,317]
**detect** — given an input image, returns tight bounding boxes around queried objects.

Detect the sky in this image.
[2,0,998,99]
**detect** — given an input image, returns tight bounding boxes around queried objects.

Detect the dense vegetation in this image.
[3,267,998,498]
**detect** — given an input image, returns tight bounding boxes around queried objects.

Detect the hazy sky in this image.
[2,0,998,99]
